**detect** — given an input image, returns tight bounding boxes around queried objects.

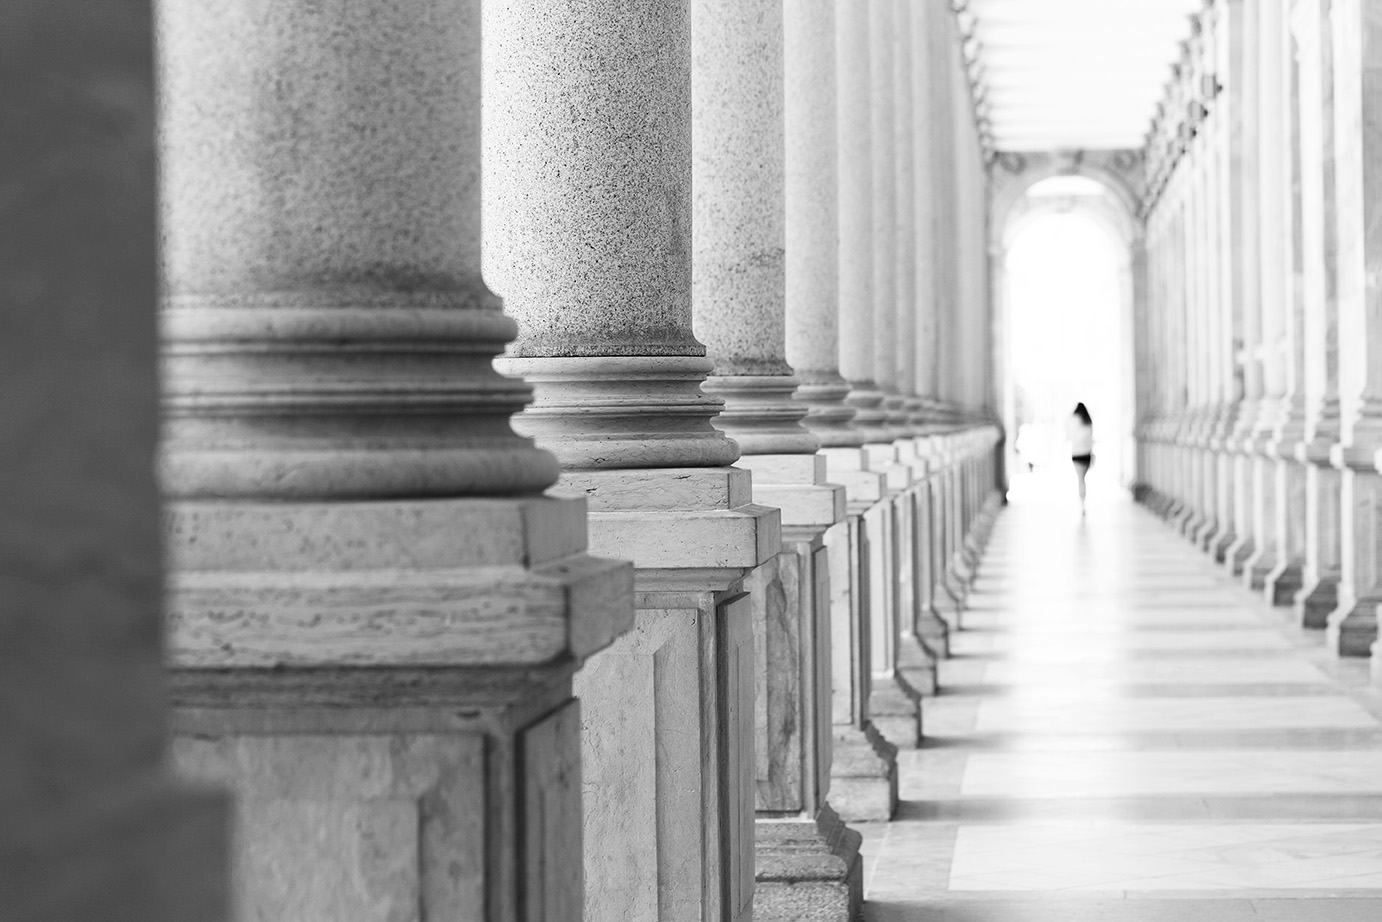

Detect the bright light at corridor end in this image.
[967,0,1204,152]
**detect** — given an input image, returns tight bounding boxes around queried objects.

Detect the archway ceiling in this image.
[968,0,1203,152]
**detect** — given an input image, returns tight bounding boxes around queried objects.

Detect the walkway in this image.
[859,474,1382,921]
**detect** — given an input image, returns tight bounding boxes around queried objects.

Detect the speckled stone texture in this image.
[0,3,227,917]
[835,3,890,441]
[483,0,740,470]
[692,0,787,379]
[157,3,635,919]
[755,807,863,922]
[868,0,902,421]
[785,0,865,448]
[483,1,697,358]
[157,0,556,499]
[891,0,920,426]
[693,0,817,456]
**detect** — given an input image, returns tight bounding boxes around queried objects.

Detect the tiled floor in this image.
[859,473,1382,921]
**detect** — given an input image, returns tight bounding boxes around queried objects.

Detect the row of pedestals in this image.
[165,424,1002,922]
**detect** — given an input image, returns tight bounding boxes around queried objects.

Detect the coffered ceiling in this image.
[965,0,1205,152]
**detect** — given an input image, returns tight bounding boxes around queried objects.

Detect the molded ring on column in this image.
[794,374,867,448]
[846,382,897,445]
[700,374,820,456]
[496,355,743,470]
[160,298,561,499]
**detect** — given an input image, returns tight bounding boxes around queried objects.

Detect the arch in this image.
[989,152,1147,494]
[989,149,1145,247]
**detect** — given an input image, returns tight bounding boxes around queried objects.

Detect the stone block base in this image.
[1226,539,1255,577]
[755,805,863,922]
[1265,563,1305,608]
[1327,602,1379,658]
[830,725,898,822]
[870,676,923,749]
[915,609,951,661]
[1210,530,1236,565]
[1293,577,1339,630]
[897,633,940,696]
[1246,553,1277,591]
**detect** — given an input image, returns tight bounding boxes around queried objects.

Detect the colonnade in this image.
[9,0,1003,920]
[1137,0,1382,677]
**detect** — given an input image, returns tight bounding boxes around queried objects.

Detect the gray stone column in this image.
[1243,0,1290,590]
[837,0,889,444]
[1265,0,1311,605]
[870,0,905,434]
[1209,0,1244,562]
[1326,0,1382,662]
[1225,0,1266,577]
[839,0,918,758]
[690,3,860,919]
[899,0,954,687]
[1292,0,1344,628]
[159,4,635,920]
[2,3,227,917]
[786,0,897,827]
[483,3,779,918]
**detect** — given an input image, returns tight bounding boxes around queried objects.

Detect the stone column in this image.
[690,3,860,919]
[905,0,952,669]
[2,3,227,917]
[483,3,780,918]
[1210,0,1245,562]
[838,0,888,445]
[1226,0,1266,576]
[1265,0,1311,604]
[1325,0,1382,661]
[870,0,905,435]
[158,3,637,920]
[839,0,920,756]
[1243,0,1290,590]
[1292,0,1345,628]
[787,0,897,825]
[913,0,943,416]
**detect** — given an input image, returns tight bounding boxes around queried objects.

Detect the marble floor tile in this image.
[863,493,1382,918]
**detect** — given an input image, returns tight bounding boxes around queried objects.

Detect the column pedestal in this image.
[167,498,630,922]
[1325,447,1382,657]
[754,806,863,922]
[1264,474,1308,606]
[562,467,778,922]
[1244,449,1281,591]
[1294,441,1343,628]
[821,451,898,823]
[736,455,862,922]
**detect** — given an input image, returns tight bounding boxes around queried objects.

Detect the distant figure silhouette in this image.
[1068,403,1094,515]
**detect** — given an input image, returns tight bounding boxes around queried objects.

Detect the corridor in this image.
[861,477,1382,920]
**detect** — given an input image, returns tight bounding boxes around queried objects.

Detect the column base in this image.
[915,607,951,660]
[1264,561,1305,608]
[1209,530,1236,565]
[754,804,864,922]
[1192,516,1219,553]
[1225,537,1255,577]
[897,630,940,696]
[1180,510,1207,541]
[1326,600,1380,658]
[870,672,924,749]
[1293,576,1340,630]
[829,724,899,822]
